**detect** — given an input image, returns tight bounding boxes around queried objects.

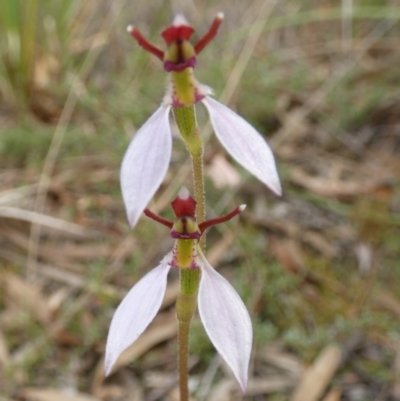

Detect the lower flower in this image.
[105,188,253,392]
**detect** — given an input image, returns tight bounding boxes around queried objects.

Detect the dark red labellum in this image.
[164,57,197,72]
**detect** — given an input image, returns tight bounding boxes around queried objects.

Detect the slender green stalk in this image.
[173,106,206,224]
[176,290,198,401]
[173,105,206,400]
[177,321,190,401]
[190,150,206,251]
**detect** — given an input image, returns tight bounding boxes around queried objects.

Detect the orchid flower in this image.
[105,188,252,391]
[122,14,281,227]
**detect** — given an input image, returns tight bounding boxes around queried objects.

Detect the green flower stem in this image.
[173,105,206,401]
[176,289,198,401]
[173,106,206,227]
[190,150,206,251]
[177,320,190,401]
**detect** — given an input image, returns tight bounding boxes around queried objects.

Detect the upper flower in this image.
[128,13,222,107]
[122,14,282,227]
[105,188,252,392]
[128,13,223,73]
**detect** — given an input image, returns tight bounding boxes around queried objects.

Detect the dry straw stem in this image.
[1,272,51,324]
[0,206,97,237]
[321,387,342,401]
[20,388,99,401]
[0,184,39,205]
[290,345,342,401]
[26,1,125,279]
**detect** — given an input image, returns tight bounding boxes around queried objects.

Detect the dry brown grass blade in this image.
[39,242,112,261]
[0,272,50,325]
[270,237,305,274]
[36,262,91,288]
[321,387,342,401]
[206,229,237,265]
[0,185,38,206]
[373,291,400,320]
[290,345,342,401]
[166,387,196,401]
[0,206,98,237]
[249,212,338,258]
[19,388,100,401]
[208,379,234,401]
[247,377,294,396]
[289,168,392,199]
[206,154,241,189]
[303,232,338,259]
[96,381,143,401]
[261,345,304,377]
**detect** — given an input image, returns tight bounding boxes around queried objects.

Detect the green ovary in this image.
[171,69,197,105]
[176,239,197,268]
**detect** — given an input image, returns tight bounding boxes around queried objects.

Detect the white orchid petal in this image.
[202,97,281,195]
[121,105,172,227]
[198,252,253,392]
[105,254,172,376]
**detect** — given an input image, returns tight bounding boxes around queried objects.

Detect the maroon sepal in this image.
[144,208,173,228]
[194,13,224,54]
[144,190,245,239]
[161,25,195,45]
[171,191,196,218]
[128,26,164,60]
[199,205,245,233]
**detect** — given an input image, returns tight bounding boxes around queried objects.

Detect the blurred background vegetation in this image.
[1,0,400,400]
